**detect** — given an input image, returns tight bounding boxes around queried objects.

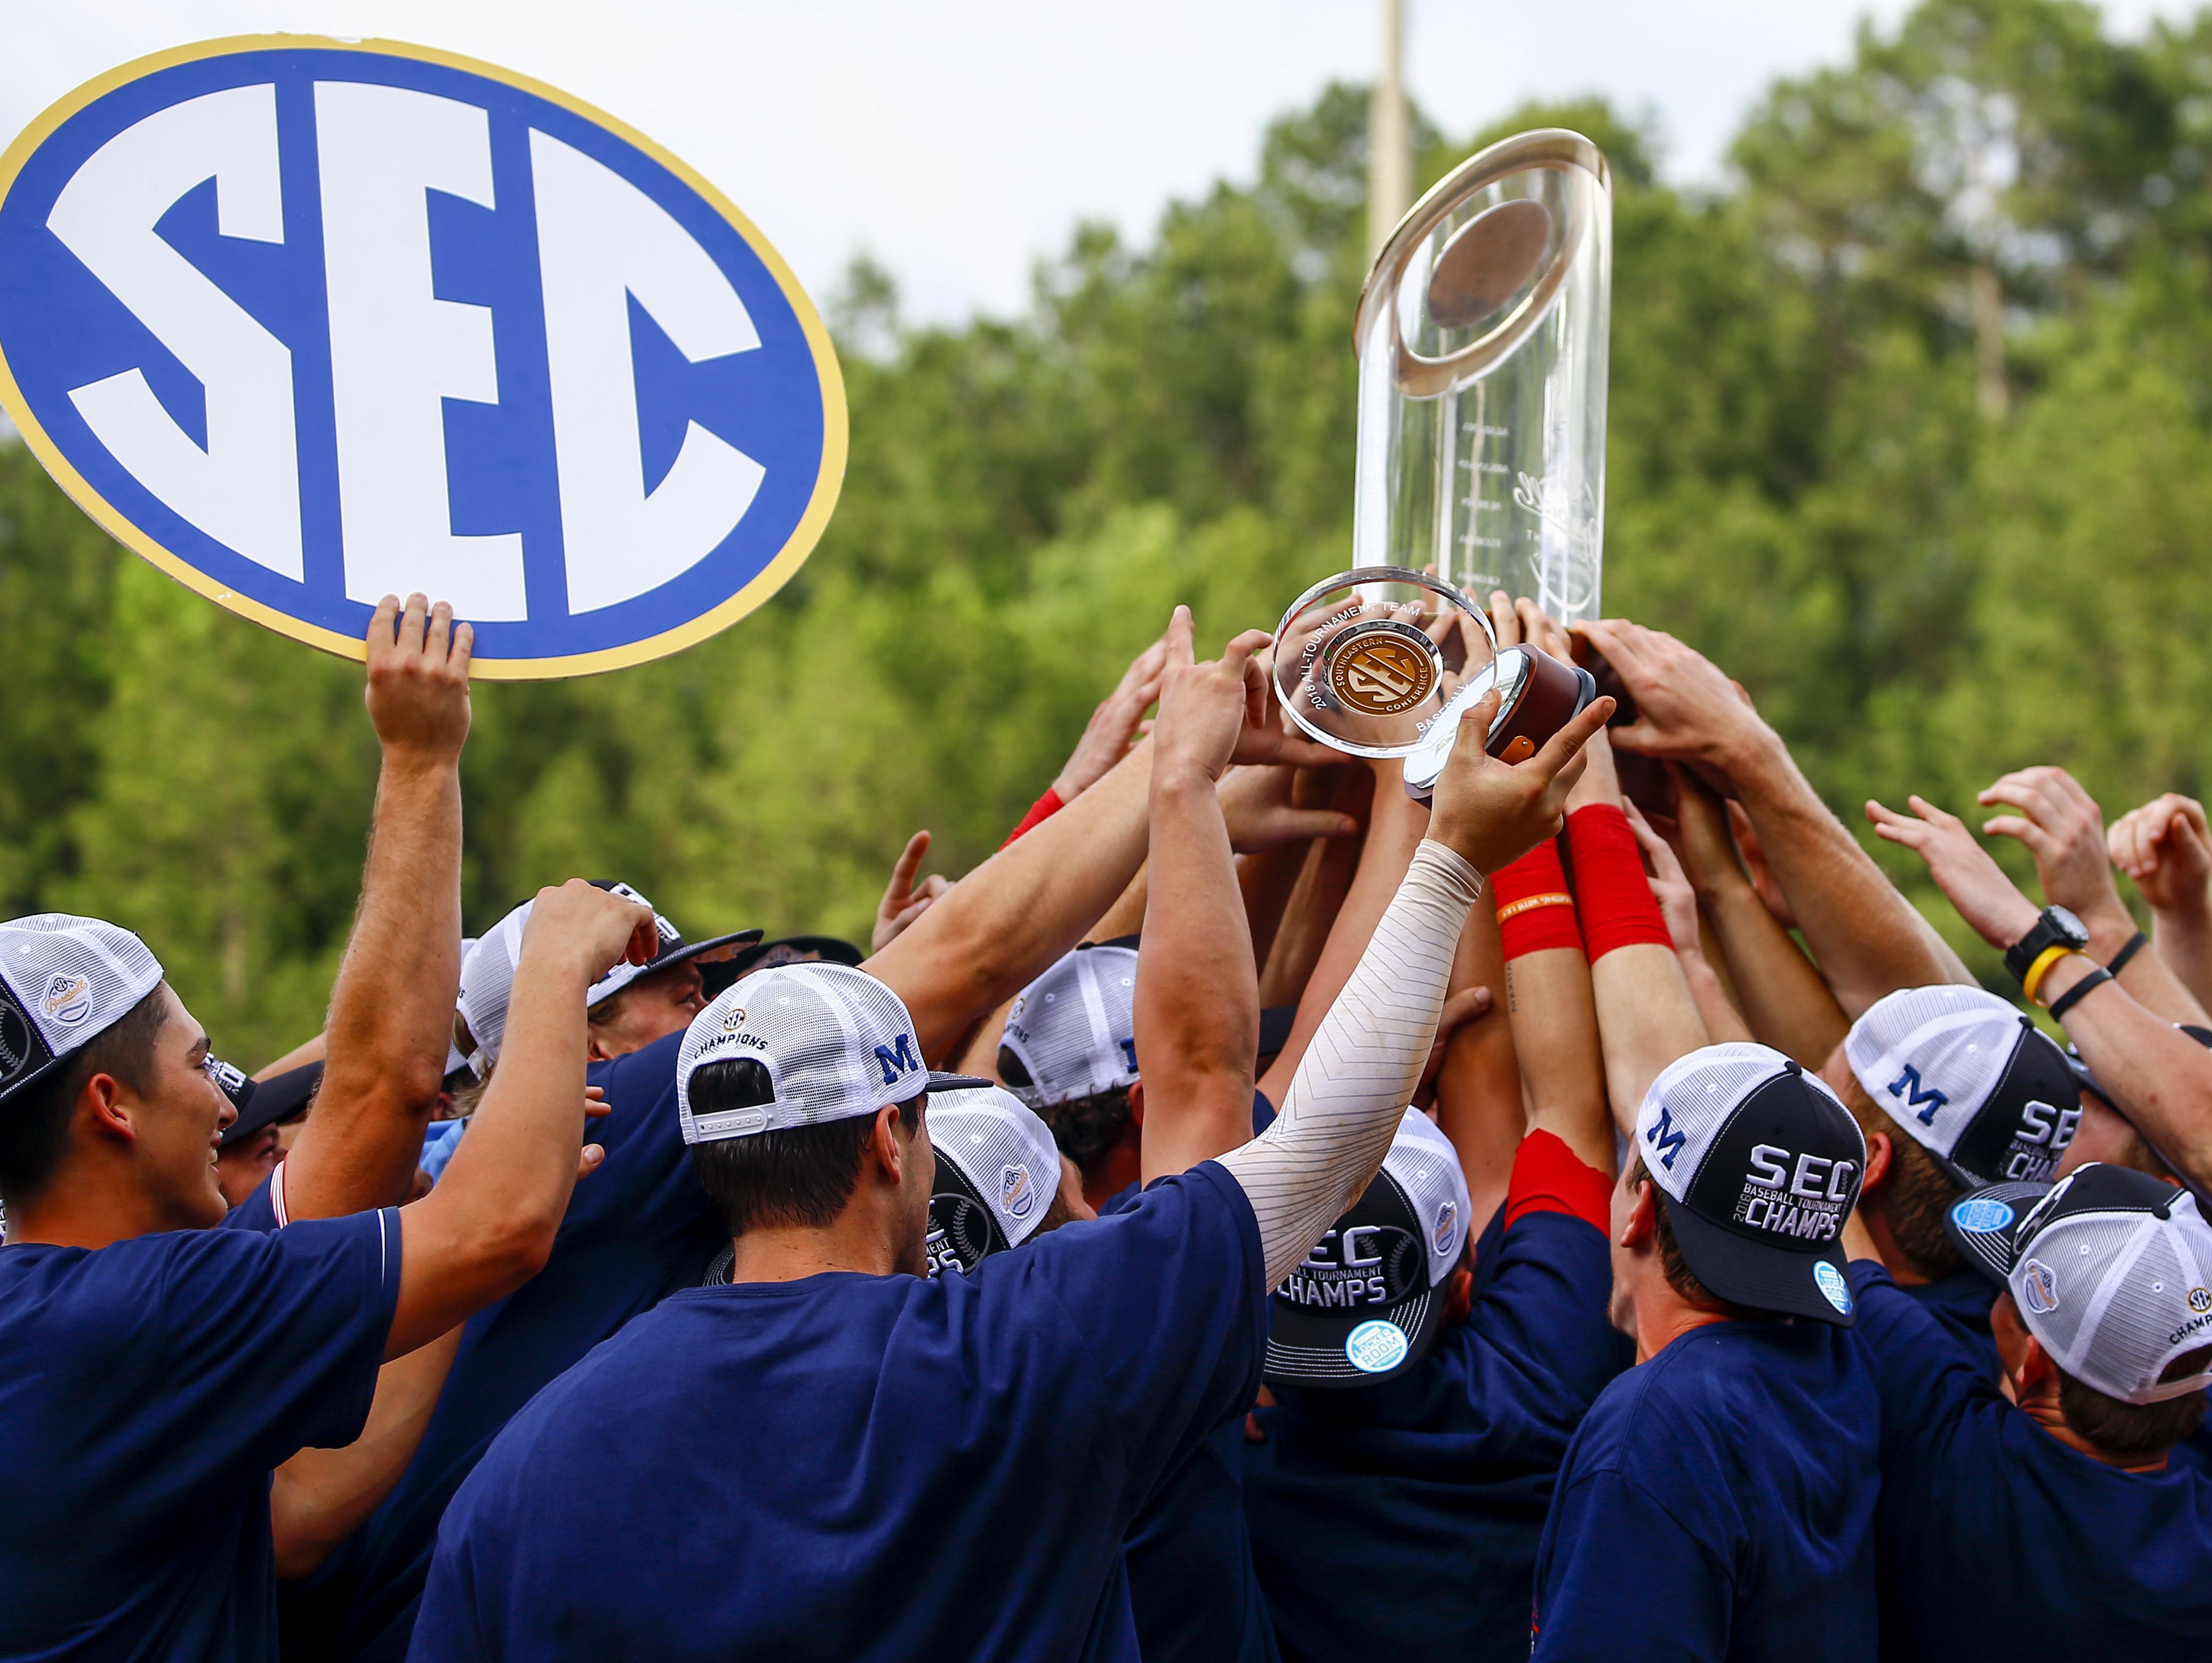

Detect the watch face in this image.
[2049,907,2090,948]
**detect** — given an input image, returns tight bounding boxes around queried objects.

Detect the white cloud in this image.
[1,1,2198,325]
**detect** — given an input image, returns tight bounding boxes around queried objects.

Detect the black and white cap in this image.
[675,962,986,1144]
[924,1085,1064,1275]
[0,914,164,1108]
[456,884,758,1072]
[1265,1109,1472,1387]
[1944,1163,2212,1405]
[215,1060,323,1148]
[997,945,1139,1110]
[1636,1042,1867,1326]
[1845,986,2081,1187]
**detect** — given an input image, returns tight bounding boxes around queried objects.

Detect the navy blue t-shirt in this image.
[1100,1183,1277,1663]
[0,1211,400,1663]
[285,1030,722,1660]
[1848,1261,2212,1658]
[1531,1318,1879,1662]
[1245,1202,1617,1662]
[410,1161,1266,1662]
[1900,1270,1997,1381]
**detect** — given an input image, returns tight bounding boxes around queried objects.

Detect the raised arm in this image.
[387,882,658,1358]
[1870,793,2212,1190]
[1624,800,1753,1048]
[1579,619,1971,1012]
[279,596,472,1220]
[1978,766,2209,1026]
[1658,763,1840,1062]
[1430,903,1523,1234]
[1135,610,1269,1181]
[2109,793,2212,1010]
[1220,690,1612,1286]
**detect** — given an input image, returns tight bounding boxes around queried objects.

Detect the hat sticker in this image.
[1344,1319,1409,1374]
[2020,1257,2061,1315]
[40,972,94,1028]
[998,1163,1035,1221]
[1951,1197,2015,1234]
[1813,1260,1853,1316]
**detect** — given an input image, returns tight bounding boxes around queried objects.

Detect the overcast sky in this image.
[3,1,2200,327]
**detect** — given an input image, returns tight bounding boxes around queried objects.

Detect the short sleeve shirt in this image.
[0,1211,401,1663]
[1244,1132,1620,1663]
[409,1161,1267,1663]
[1848,1260,2212,1659]
[281,1030,723,1661]
[1531,1316,1880,1662]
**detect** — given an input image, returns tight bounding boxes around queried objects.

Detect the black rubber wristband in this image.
[2048,967,2114,1023]
[2106,930,2150,978]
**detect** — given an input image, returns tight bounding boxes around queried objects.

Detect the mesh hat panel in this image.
[0,914,164,1059]
[1635,1042,1793,1200]
[926,1086,1063,1255]
[456,904,531,1068]
[999,947,1138,1110]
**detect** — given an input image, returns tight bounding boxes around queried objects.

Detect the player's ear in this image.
[1618,1177,1659,1250]
[868,1104,909,1185]
[1128,1078,1145,1127]
[1860,1131,1894,1193]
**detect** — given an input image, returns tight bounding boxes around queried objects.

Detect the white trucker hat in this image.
[456,884,758,1074]
[997,944,1139,1110]
[1265,1109,1473,1387]
[0,914,164,1106]
[676,962,986,1146]
[1946,1163,2212,1405]
[1845,986,2082,1187]
[1636,1042,1867,1326]
[923,1085,1065,1275]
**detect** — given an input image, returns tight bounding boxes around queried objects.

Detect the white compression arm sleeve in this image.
[1219,839,1485,1288]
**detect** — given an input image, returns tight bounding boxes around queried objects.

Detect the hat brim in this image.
[647,929,764,977]
[1659,1192,1858,1326]
[219,1062,323,1147]
[1942,1180,2054,1288]
[1262,1279,1451,1389]
[925,1072,993,1094]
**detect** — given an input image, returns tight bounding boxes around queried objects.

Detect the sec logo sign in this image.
[0,38,845,677]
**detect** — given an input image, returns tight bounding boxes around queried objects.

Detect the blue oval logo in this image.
[0,37,845,677]
[1951,1197,2016,1234]
[1344,1318,1409,1374]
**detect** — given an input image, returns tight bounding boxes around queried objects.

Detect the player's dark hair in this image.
[687,1058,922,1236]
[2057,1348,2211,1461]
[0,987,171,1203]
[1832,1066,1967,1278]
[1031,1083,1133,1182]
[1626,1152,1775,1323]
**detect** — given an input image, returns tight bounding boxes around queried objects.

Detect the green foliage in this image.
[4,0,2212,1057]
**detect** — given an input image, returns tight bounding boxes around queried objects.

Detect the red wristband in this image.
[1503,1129,1612,1233]
[1000,787,1066,849]
[1491,841,1583,960]
[1564,804,1672,961]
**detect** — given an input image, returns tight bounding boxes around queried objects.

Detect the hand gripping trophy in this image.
[1273,130,1612,797]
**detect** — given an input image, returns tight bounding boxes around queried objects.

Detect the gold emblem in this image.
[1327,626,1436,716]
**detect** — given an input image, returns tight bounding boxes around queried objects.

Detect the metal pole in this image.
[1368,0,1411,257]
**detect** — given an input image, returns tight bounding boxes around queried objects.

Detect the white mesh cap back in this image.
[1846,986,2073,1179]
[927,1085,1065,1255]
[0,915,164,1096]
[1387,1109,1474,1286]
[456,904,531,1071]
[998,946,1139,1109]
[1636,1042,1819,1199]
[677,963,930,1144]
[2011,1177,2212,1405]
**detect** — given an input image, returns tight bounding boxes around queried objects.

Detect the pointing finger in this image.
[1531,695,1616,779]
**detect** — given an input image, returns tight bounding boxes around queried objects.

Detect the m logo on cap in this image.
[1646,1105,1688,1170]
[41,973,93,1028]
[873,1033,920,1085]
[1885,1064,1948,1127]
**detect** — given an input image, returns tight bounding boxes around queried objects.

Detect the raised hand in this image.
[366,593,472,767]
[1151,606,1279,785]
[2109,793,2212,916]
[874,831,952,952]
[1977,765,2130,935]
[1426,689,1614,876]
[1571,619,1768,771]
[1625,800,1702,955]
[521,879,660,985]
[1865,795,2040,950]
[1053,631,1171,803]
[1216,765,1361,854]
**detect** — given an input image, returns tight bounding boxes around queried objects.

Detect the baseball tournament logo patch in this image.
[40,973,94,1028]
[2020,1258,2061,1315]
[1344,1319,1409,1374]
[1734,1142,1856,1245]
[998,1163,1035,1221]
[1431,1198,1457,1258]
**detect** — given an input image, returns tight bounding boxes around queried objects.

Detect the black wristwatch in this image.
[2004,906,2091,989]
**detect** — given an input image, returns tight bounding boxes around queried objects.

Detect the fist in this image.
[523,879,659,983]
